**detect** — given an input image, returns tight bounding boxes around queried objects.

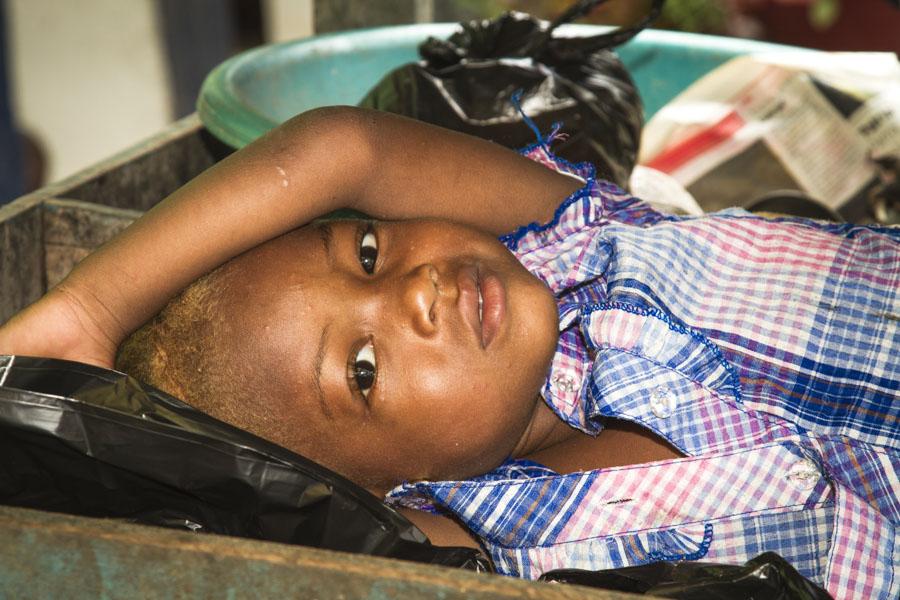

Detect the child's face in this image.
[219,218,558,492]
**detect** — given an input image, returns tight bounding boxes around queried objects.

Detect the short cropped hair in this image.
[115,264,296,449]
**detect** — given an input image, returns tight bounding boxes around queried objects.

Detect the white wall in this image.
[7,0,173,183]
[261,0,315,43]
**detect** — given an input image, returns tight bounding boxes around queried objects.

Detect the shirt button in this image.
[649,386,676,418]
[787,459,820,490]
[552,372,577,394]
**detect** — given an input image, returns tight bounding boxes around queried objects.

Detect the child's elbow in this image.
[270,106,377,186]
[281,106,374,154]
[290,105,368,130]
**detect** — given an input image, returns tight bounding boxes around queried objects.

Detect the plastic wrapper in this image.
[0,355,488,571]
[539,552,833,599]
[639,51,900,223]
[359,0,662,187]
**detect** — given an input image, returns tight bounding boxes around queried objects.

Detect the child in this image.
[1,107,897,597]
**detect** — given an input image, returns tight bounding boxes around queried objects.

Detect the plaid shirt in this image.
[387,146,900,598]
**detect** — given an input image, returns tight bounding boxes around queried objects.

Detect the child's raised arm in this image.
[0,106,580,368]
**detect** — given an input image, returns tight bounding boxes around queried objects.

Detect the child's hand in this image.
[0,287,119,369]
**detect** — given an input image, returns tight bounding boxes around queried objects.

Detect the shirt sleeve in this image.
[501,144,665,252]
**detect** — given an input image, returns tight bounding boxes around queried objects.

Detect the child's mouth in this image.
[459,265,506,349]
[477,284,483,323]
[478,270,505,349]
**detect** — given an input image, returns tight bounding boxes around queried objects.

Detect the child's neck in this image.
[517,401,684,473]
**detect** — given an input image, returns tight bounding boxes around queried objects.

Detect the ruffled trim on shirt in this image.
[581,301,743,405]
[499,179,597,251]
[536,301,747,439]
[385,458,558,514]
[502,144,665,253]
[519,141,597,181]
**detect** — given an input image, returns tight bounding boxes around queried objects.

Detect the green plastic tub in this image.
[198,24,810,149]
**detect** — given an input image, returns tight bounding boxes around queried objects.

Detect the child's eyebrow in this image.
[316,222,335,268]
[313,322,333,420]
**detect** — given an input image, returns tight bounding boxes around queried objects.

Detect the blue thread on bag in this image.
[510,89,564,149]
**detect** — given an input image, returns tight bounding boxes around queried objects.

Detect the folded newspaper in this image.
[638,51,900,224]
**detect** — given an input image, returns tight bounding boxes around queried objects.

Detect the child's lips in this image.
[458,265,506,349]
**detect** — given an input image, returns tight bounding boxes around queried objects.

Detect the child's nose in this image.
[399,264,439,336]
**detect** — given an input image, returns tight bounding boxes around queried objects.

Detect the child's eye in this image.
[350,340,376,399]
[358,225,378,274]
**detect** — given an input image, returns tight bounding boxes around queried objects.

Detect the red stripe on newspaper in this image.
[645,111,746,174]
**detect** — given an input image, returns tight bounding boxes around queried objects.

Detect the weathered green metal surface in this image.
[0,505,644,600]
[0,199,43,323]
[0,115,219,320]
[11,113,227,214]
[41,198,140,288]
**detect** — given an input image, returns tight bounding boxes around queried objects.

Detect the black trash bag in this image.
[359,0,663,188]
[539,552,833,599]
[0,355,488,571]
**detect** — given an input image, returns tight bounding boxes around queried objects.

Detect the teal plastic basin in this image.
[198,24,809,149]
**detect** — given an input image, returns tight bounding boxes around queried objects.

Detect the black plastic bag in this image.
[359,1,662,187]
[0,355,488,571]
[540,552,833,599]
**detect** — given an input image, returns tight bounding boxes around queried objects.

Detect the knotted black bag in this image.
[360,0,663,187]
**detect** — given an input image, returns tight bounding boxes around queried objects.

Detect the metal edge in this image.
[0,504,642,600]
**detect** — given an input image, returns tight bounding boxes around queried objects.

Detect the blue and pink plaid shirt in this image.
[387,146,900,598]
